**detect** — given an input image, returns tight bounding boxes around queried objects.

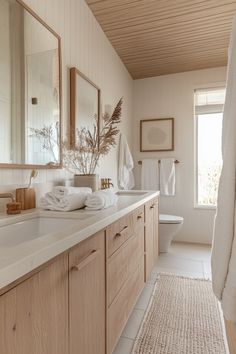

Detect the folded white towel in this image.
[85,189,118,210]
[160,158,175,196]
[141,159,159,190]
[52,186,92,198]
[39,188,92,211]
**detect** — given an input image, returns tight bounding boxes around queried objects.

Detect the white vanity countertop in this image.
[0,190,159,291]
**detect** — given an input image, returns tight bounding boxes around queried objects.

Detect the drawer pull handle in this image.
[115,225,128,238]
[71,249,100,271]
[137,215,142,220]
[150,204,155,209]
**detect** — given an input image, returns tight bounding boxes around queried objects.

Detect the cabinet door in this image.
[145,200,155,281]
[69,231,105,354]
[0,255,69,354]
[153,198,159,262]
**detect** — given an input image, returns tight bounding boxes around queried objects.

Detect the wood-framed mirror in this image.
[70,67,100,148]
[0,0,62,169]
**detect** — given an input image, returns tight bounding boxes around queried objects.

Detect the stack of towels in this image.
[40,186,118,212]
[85,188,118,210]
[40,186,92,211]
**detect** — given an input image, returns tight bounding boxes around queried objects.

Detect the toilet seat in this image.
[159,214,183,224]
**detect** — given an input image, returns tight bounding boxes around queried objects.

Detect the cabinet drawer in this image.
[145,199,156,220]
[69,231,105,354]
[133,205,145,231]
[106,214,134,257]
[69,232,104,270]
[107,262,144,354]
[126,261,144,318]
[107,228,144,307]
[153,197,159,205]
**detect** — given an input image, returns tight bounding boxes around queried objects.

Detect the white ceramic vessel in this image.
[159,214,184,253]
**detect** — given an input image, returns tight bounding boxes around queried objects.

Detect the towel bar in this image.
[138,159,179,165]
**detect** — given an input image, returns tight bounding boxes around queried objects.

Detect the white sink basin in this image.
[0,217,81,248]
[116,190,148,196]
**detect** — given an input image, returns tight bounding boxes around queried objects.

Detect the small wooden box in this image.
[6,202,21,215]
[16,188,36,210]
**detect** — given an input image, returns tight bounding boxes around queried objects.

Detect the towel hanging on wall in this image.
[118,133,135,190]
[141,159,159,190]
[160,158,175,196]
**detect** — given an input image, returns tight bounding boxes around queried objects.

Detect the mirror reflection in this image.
[70,68,100,148]
[0,0,61,167]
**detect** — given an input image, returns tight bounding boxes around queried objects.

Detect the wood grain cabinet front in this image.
[145,200,155,280]
[106,208,145,354]
[153,198,159,262]
[144,198,159,281]
[107,227,144,307]
[106,213,134,257]
[0,195,158,354]
[133,205,145,232]
[0,254,69,354]
[107,262,144,354]
[69,230,106,354]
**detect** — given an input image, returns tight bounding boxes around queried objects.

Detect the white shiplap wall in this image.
[0,0,133,197]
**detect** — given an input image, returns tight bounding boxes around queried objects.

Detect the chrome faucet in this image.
[0,193,15,202]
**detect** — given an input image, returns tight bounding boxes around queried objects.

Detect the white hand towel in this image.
[85,189,118,210]
[53,186,92,198]
[160,158,175,196]
[141,159,159,190]
[118,134,135,190]
[211,15,236,322]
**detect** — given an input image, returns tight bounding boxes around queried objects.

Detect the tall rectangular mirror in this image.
[0,0,61,168]
[70,67,100,148]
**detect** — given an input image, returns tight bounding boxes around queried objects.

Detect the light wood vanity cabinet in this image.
[106,207,145,354]
[0,195,159,354]
[0,254,69,354]
[106,213,134,257]
[69,231,106,354]
[144,198,159,281]
[153,197,159,262]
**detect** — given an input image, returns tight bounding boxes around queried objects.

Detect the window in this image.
[195,87,226,207]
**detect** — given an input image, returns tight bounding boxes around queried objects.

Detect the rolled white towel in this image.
[40,193,88,211]
[53,186,92,198]
[85,189,118,210]
[39,188,92,211]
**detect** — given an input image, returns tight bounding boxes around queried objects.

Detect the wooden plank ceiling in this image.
[85,0,236,79]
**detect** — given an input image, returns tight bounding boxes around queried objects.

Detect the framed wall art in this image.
[140,118,174,152]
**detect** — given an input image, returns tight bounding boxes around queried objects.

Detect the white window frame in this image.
[194,87,225,209]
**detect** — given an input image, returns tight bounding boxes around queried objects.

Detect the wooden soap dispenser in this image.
[16,170,38,210]
[1,193,21,215]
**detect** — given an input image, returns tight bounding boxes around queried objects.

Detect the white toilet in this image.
[159,214,184,253]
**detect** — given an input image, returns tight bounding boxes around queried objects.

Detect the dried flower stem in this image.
[63,98,123,174]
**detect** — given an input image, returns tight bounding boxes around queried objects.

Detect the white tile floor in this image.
[113,241,212,354]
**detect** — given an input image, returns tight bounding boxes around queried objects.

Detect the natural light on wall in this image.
[195,87,226,207]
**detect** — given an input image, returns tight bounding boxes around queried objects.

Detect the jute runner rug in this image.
[132,274,227,354]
